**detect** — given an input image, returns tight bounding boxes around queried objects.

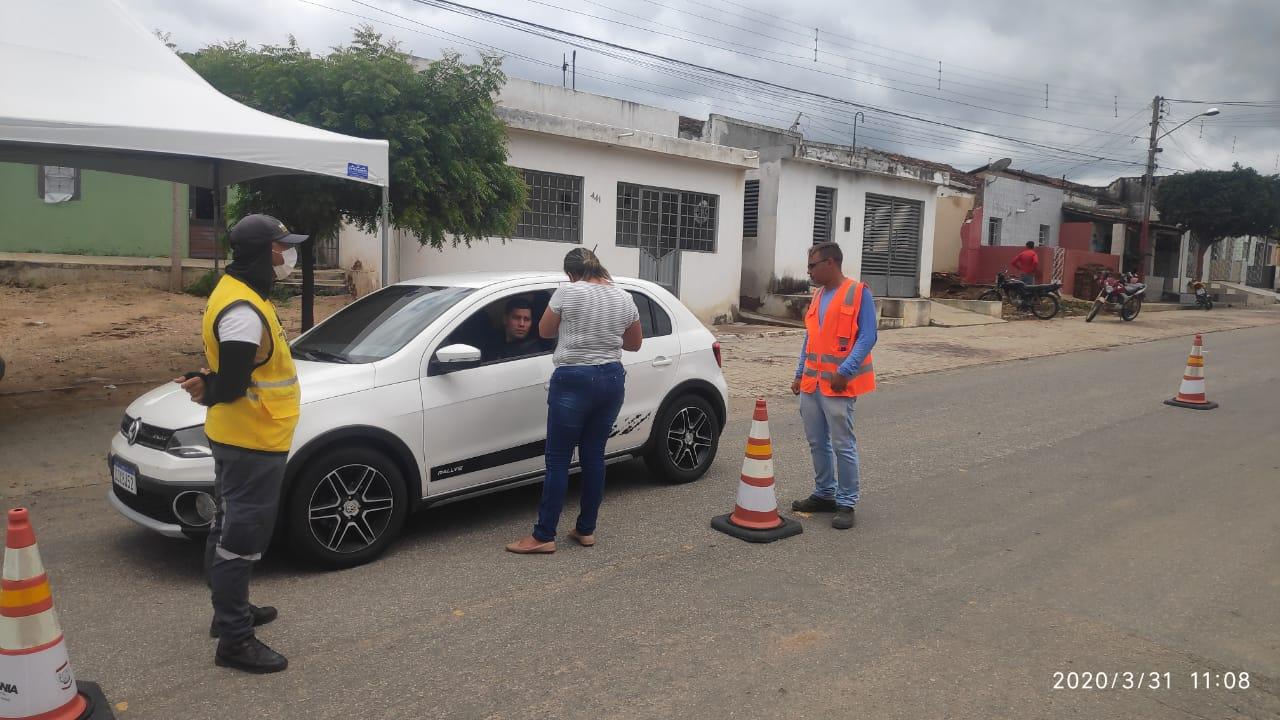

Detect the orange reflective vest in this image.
[799,279,877,398]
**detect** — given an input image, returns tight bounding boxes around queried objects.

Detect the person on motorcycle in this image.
[1011,241,1039,284]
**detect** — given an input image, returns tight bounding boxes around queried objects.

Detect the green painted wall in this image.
[0,162,188,257]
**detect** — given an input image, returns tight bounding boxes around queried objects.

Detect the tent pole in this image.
[301,237,314,331]
[170,183,184,293]
[211,160,222,276]
[380,185,390,287]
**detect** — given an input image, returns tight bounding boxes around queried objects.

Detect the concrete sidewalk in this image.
[927,301,1006,328]
[718,305,1280,398]
[1222,281,1280,304]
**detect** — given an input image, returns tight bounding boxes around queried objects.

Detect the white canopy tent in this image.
[0,0,393,288]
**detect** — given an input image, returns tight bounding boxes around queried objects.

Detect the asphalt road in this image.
[3,325,1279,719]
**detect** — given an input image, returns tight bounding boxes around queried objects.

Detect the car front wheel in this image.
[286,446,407,568]
[644,395,720,484]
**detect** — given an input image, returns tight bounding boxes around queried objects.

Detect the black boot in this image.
[215,635,288,674]
[832,507,856,530]
[792,495,839,513]
[210,604,278,638]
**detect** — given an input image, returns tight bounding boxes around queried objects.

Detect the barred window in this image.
[615,182,719,253]
[515,169,582,243]
[38,166,80,203]
[679,191,717,252]
[616,182,641,248]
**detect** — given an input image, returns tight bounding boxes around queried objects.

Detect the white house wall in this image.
[740,154,783,301]
[497,78,678,136]
[772,159,938,297]
[398,128,746,324]
[338,222,380,275]
[981,175,1065,247]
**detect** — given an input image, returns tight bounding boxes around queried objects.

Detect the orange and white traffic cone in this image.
[1,509,113,720]
[711,399,802,543]
[1163,334,1219,410]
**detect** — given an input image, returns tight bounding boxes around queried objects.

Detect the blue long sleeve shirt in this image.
[795,284,878,380]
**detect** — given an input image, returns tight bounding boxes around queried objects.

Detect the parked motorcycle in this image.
[1086,271,1146,322]
[1191,281,1213,310]
[978,270,1063,319]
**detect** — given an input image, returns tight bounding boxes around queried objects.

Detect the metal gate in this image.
[637,187,680,295]
[861,193,923,297]
[314,234,340,268]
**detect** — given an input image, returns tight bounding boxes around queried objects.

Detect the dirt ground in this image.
[0,282,351,404]
[931,277,1095,320]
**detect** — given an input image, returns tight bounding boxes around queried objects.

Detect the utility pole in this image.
[1138,95,1162,278]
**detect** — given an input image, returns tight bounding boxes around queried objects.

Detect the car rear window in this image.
[627,290,673,338]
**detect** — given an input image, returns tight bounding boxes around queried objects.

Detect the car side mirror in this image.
[432,343,482,374]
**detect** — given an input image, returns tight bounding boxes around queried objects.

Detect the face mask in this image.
[273,246,297,280]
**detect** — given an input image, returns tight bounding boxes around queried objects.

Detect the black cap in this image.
[228,214,308,247]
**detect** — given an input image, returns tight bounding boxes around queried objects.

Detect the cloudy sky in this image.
[122,0,1279,185]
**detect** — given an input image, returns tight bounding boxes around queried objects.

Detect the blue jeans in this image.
[799,391,860,508]
[534,363,626,542]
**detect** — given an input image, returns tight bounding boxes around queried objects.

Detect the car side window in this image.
[439,290,556,367]
[627,290,673,339]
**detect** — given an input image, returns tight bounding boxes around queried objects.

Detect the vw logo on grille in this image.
[126,418,141,445]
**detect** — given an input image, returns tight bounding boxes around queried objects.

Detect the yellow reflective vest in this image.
[200,275,300,452]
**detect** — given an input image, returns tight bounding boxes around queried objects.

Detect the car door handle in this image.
[652,356,674,368]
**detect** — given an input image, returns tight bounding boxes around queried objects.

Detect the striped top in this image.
[549,281,639,367]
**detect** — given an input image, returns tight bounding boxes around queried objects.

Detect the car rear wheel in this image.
[644,395,720,484]
[286,446,407,568]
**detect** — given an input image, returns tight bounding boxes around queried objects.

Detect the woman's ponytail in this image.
[564,247,611,282]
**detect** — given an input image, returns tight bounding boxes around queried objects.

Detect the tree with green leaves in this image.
[1154,165,1280,283]
[184,28,526,324]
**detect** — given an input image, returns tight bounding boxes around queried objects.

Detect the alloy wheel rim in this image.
[307,464,395,554]
[666,407,713,471]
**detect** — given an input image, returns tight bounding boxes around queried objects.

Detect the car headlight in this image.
[166,425,212,459]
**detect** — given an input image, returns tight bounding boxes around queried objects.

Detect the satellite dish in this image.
[990,157,1013,172]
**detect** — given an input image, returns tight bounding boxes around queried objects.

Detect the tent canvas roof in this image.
[0,0,389,189]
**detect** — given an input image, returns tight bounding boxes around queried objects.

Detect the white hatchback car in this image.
[108,271,728,567]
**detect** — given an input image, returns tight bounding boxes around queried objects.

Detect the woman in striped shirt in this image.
[506,248,643,554]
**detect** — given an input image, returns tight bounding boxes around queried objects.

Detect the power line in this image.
[503,0,1140,123]
[402,0,1155,166]
[341,0,1147,147]
[1160,123,1209,168]
[296,0,1172,176]
[689,0,1139,104]
[626,0,1129,112]
[1165,98,1280,106]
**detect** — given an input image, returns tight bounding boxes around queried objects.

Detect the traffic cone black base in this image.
[74,681,116,719]
[1164,398,1219,411]
[711,513,802,543]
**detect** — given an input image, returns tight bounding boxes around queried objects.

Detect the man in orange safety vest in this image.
[790,242,878,530]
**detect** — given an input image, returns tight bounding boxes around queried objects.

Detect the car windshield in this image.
[291,285,474,364]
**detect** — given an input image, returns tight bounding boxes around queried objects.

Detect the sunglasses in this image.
[807,259,830,270]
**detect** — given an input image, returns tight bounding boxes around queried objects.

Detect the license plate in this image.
[112,459,138,495]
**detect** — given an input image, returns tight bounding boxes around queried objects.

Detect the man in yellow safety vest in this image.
[175,214,304,674]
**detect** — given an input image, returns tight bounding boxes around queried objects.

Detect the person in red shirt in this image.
[1011,241,1039,284]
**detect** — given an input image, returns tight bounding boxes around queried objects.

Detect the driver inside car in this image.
[496,296,549,360]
